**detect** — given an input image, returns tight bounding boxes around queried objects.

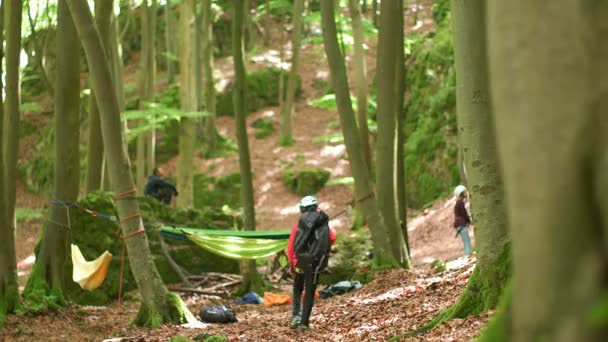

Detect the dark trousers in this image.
[155,187,175,204]
[292,270,317,326]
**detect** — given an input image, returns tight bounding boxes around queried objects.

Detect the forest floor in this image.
[1,1,491,341]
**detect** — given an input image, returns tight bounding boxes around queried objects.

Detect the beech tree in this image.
[278,0,304,146]
[0,2,19,325]
[23,0,81,309]
[233,0,262,293]
[65,0,195,326]
[480,1,607,341]
[320,0,397,266]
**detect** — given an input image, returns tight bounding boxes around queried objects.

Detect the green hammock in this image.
[161,226,290,260]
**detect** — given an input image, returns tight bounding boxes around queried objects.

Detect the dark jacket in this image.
[144,175,177,197]
[287,210,336,269]
[453,197,471,228]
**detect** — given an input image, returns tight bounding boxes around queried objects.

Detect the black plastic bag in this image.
[199,304,238,323]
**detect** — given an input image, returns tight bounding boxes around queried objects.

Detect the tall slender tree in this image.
[23,0,81,308]
[202,0,217,152]
[479,1,608,341]
[0,2,19,326]
[85,0,116,193]
[395,1,409,254]
[320,0,396,266]
[176,0,197,208]
[3,0,22,237]
[419,0,510,331]
[164,0,177,83]
[233,0,262,293]
[137,0,157,194]
[278,0,305,146]
[65,0,195,326]
[375,0,410,267]
[347,0,372,171]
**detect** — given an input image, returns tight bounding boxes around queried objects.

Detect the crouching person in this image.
[287,195,336,329]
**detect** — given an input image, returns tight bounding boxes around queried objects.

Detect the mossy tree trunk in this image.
[395,5,409,254]
[137,0,157,195]
[320,0,395,267]
[375,0,410,267]
[22,0,81,310]
[481,1,608,341]
[233,0,262,293]
[278,0,304,146]
[347,0,372,172]
[0,2,19,324]
[85,0,115,194]
[3,0,22,237]
[202,0,217,153]
[176,0,197,208]
[416,0,511,332]
[65,0,195,327]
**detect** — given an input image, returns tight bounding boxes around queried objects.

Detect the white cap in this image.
[453,185,467,197]
[299,195,318,207]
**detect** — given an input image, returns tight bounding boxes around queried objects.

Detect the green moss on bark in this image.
[0,284,21,326]
[21,256,68,314]
[133,292,196,327]
[477,285,510,342]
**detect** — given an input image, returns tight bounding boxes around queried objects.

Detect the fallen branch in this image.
[168,286,229,298]
[201,279,241,292]
[157,229,193,287]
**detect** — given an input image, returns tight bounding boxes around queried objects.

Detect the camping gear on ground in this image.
[320,280,363,299]
[199,304,238,323]
[71,244,113,291]
[263,292,292,307]
[161,226,290,260]
[236,292,263,305]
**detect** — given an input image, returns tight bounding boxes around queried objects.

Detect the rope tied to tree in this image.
[114,188,137,201]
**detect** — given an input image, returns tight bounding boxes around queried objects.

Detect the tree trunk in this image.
[347,0,372,172]
[233,0,262,293]
[85,0,119,194]
[176,0,197,208]
[137,0,157,195]
[164,1,177,83]
[65,0,195,327]
[263,0,271,46]
[395,2,409,254]
[371,0,378,27]
[23,0,81,309]
[375,0,410,267]
[320,0,395,267]
[3,0,22,237]
[0,1,20,325]
[417,1,511,332]
[278,0,305,146]
[202,0,217,152]
[480,1,608,341]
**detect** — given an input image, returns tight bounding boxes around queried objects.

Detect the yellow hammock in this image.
[71,244,112,291]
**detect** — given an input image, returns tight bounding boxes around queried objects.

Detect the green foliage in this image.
[216,67,301,117]
[430,259,447,273]
[193,173,242,217]
[169,337,195,342]
[403,1,458,208]
[204,335,229,342]
[62,192,239,306]
[283,168,331,196]
[251,118,275,139]
[19,120,38,138]
[15,208,44,222]
[320,230,374,285]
